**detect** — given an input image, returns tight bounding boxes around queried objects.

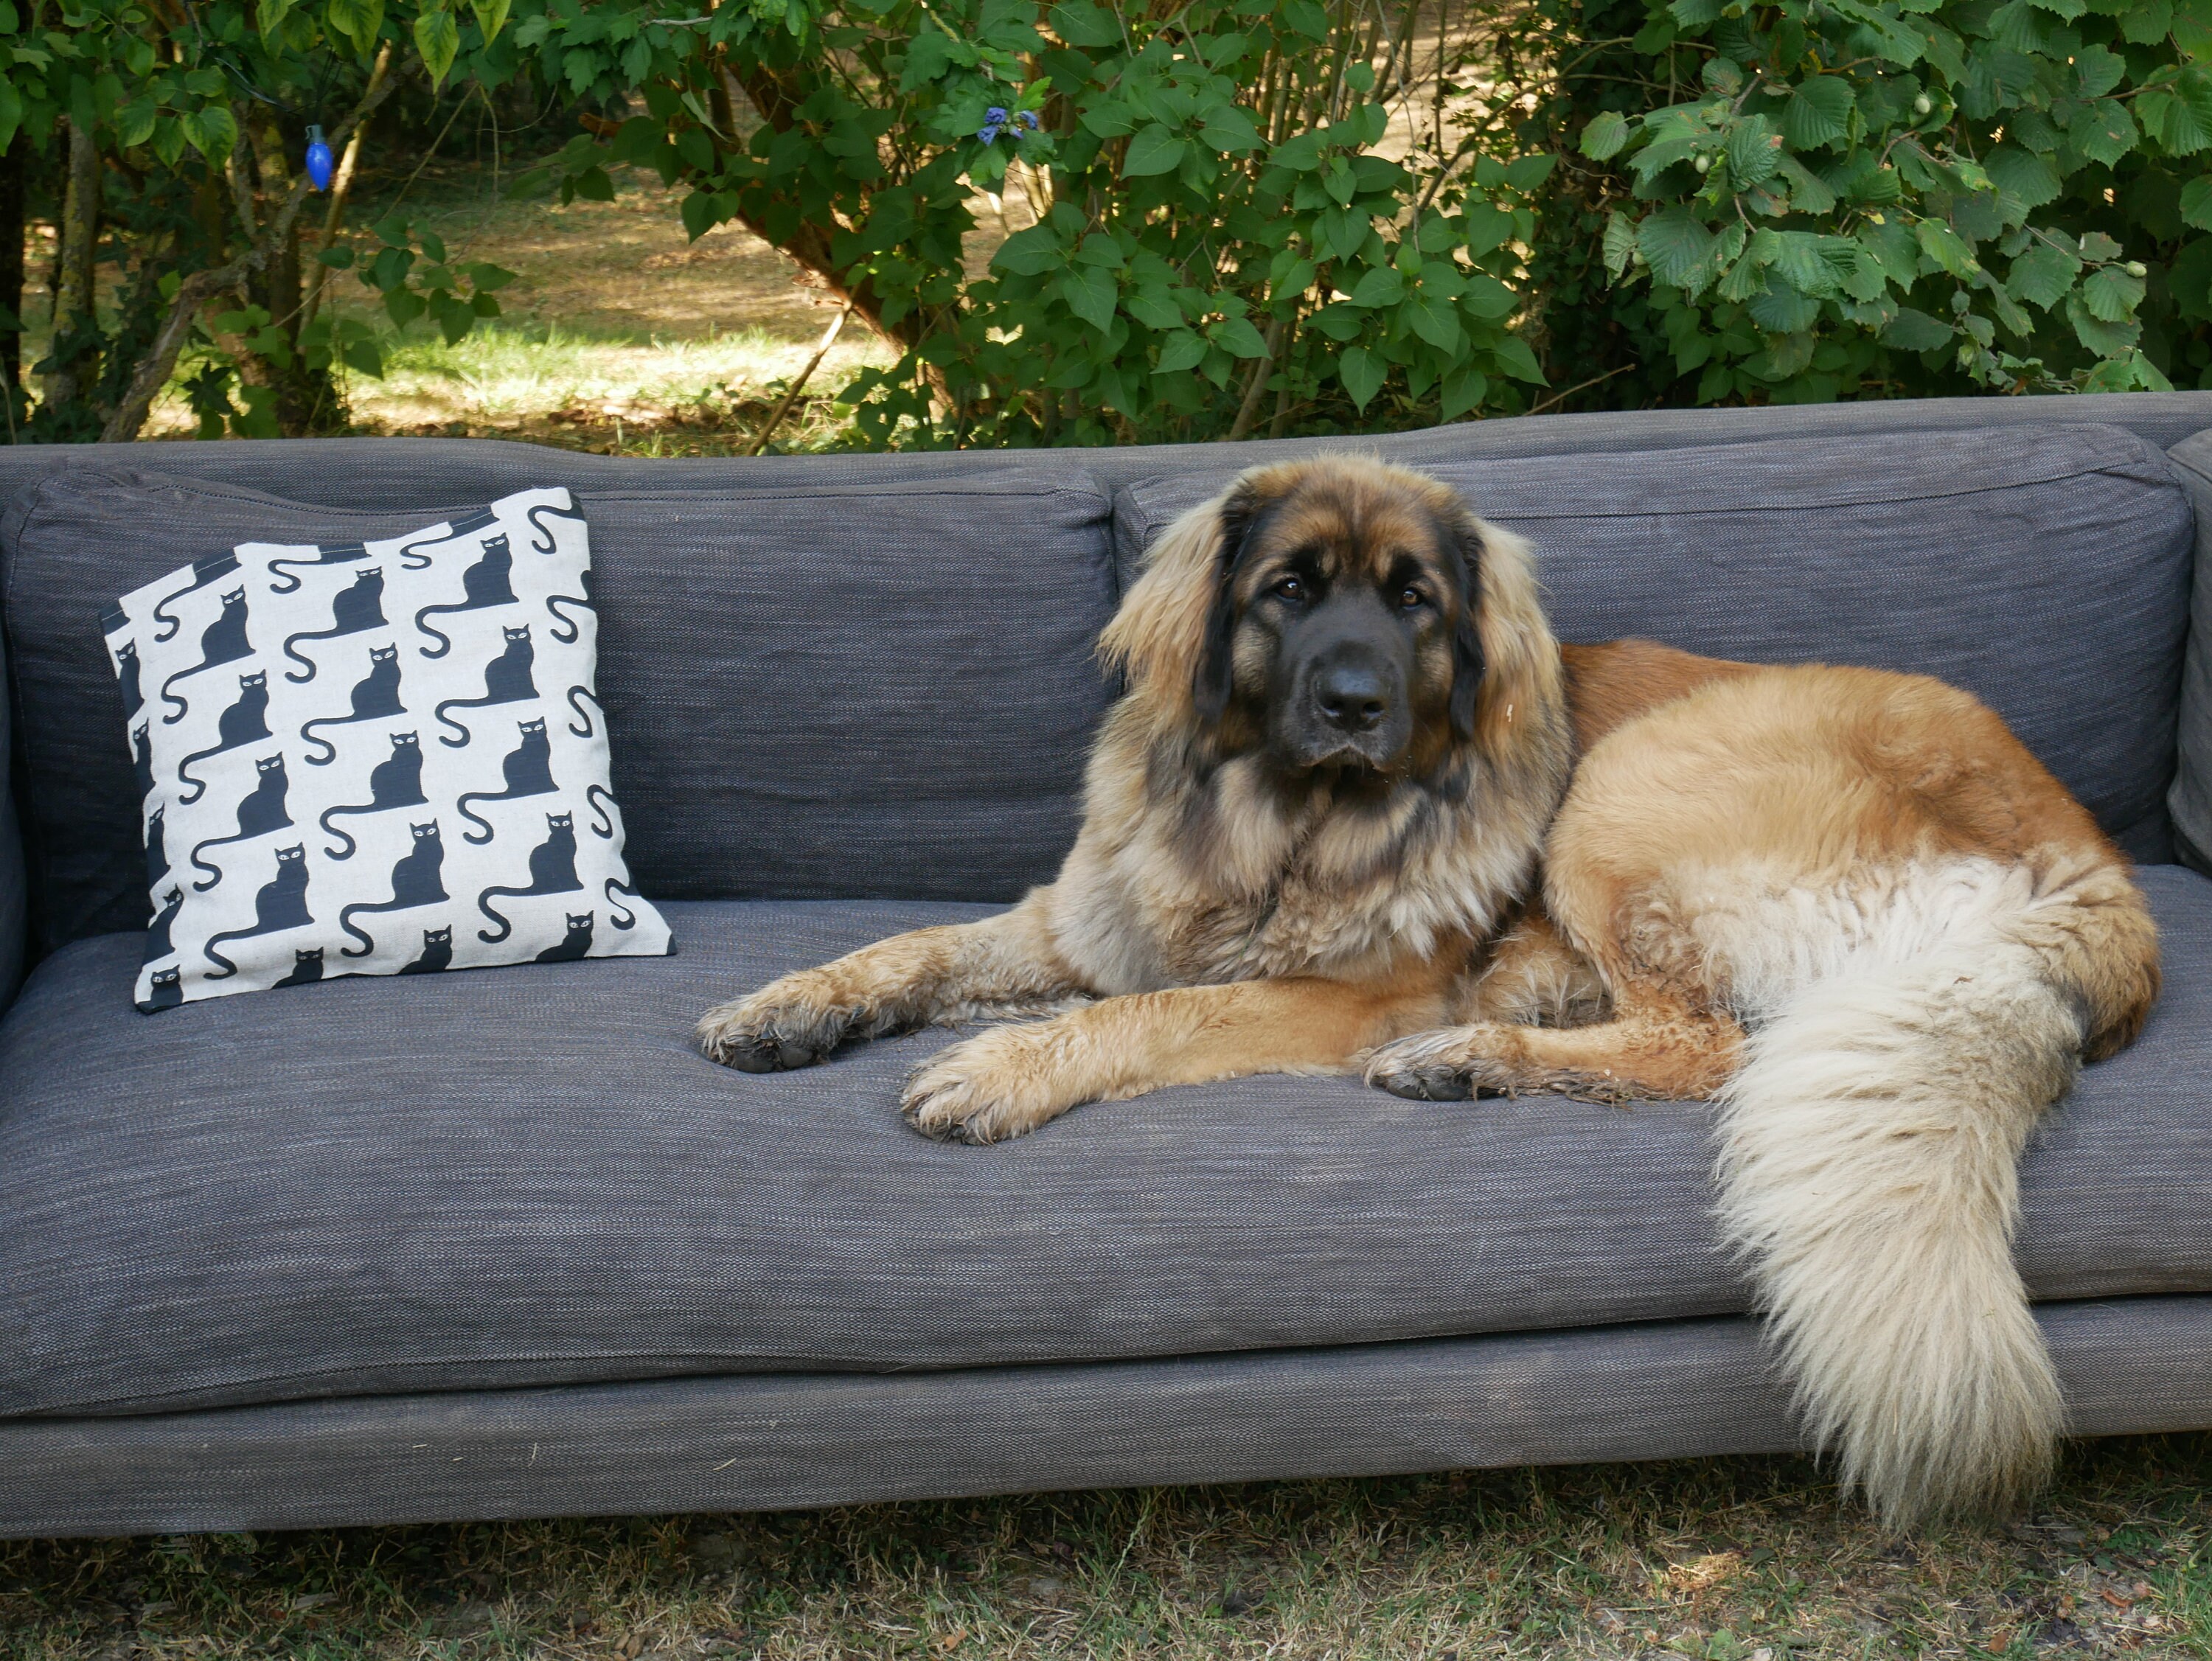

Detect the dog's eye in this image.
[1273,576,1305,601]
[1397,585,1427,610]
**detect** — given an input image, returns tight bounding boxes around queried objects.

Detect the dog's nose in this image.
[1315,663,1388,732]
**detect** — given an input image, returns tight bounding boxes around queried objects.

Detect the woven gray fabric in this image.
[1116,425,2194,863]
[1,466,1116,954]
[0,609,21,1010]
[1,1296,2205,1539]
[2165,432,2212,874]
[3,866,2207,1420]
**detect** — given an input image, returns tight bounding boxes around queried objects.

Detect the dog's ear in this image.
[1099,474,1267,717]
[1448,518,1489,742]
[1191,481,1263,724]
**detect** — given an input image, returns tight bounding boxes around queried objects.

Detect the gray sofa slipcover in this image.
[7,395,2212,1538]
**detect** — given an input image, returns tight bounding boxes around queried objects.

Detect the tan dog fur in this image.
[698,456,2160,1525]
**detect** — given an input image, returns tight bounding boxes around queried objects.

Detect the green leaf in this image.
[1782,77,1854,149]
[1440,367,1488,419]
[1726,115,1781,185]
[186,103,238,162]
[1155,330,1208,373]
[1121,124,1189,177]
[1268,130,1325,172]
[2068,291,2142,354]
[1461,274,1518,318]
[1636,207,1717,290]
[1075,232,1125,269]
[2185,176,2212,232]
[256,0,293,39]
[1124,290,1184,330]
[1317,206,1370,262]
[341,336,384,378]
[1986,146,2059,208]
[1058,264,1117,332]
[1405,292,1462,351]
[1775,155,1837,214]
[1602,211,1638,280]
[1461,203,1514,256]
[2077,99,2139,166]
[2081,264,2147,321]
[1198,105,1262,154]
[1504,153,1555,192]
[470,0,510,43]
[1338,345,1385,409]
[316,246,356,270]
[465,261,516,292]
[2075,44,2125,98]
[992,225,1065,276]
[1347,265,1405,307]
[1211,315,1269,358]
[1491,335,1545,384]
[414,4,459,89]
[1882,307,1953,350]
[1581,110,1631,160]
[1916,218,1978,279]
[1047,1,1121,47]
[2123,0,2172,41]
[2008,242,2079,307]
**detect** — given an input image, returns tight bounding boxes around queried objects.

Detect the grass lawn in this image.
[4,1435,2210,1659]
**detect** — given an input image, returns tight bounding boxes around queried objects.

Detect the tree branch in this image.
[100,44,406,442]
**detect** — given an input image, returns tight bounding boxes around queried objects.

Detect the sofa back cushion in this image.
[3,467,1116,953]
[1116,424,2194,862]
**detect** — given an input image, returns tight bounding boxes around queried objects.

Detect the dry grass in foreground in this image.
[4,1434,2211,1660]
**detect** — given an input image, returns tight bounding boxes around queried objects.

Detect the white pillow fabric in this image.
[105,486,672,1012]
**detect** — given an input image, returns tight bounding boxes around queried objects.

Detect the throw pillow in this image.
[105,485,672,1011]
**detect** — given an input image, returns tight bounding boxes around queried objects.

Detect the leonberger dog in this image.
[698,455,2160,1527]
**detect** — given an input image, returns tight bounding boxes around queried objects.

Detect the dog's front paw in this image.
[1363,1025,1517,1101]
[901,1025,1083,1144]
[698,972,870,1073]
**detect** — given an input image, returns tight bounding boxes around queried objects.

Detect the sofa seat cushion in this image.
[6,869,2212,1419]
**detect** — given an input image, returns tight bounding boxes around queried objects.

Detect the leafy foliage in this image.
[1533,0,2212,405]
[521,0,1551,445]
[3,0,516,440]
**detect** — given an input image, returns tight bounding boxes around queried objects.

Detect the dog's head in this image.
[1102,457,1558,779]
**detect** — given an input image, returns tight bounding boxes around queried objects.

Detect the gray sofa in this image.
[7,394,2212,1540]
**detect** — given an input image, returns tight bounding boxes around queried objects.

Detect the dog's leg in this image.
[1365,984,1742,1104]
[902,975,1448,1143]
[698,893,1082,1072]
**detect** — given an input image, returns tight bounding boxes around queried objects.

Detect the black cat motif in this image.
[142,967,184,1012]
[585,782,618,839]
[320,732,428,860]
[339,821,448,958]
[267,539,366,595]
[476,813,580,943]
[526,500,587,554]
[150,552,240,642]
[281,567,386,683]
[414,533,516,658]
[300,645,404,764]
[115,640,144,721]
[175,672,272,804]
[604,876,642,931]
[159,589,253,723]
[535,912,594,962]
[398,925,453,975]
[273,947,325,988]
[189,754,293,891]
[204,845,313,979]
[131,722,154,801]
[456,718,557,844]
[144,885,184,961]
[565,683,602,738]
[545,568,595,644]
[145,805,169,890]
[434,625,535,748]
[401,509,495,571]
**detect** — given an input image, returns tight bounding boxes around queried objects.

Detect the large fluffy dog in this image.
[698,456,2160,1526]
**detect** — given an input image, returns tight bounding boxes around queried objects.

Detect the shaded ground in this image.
[5,1435,2211,1659]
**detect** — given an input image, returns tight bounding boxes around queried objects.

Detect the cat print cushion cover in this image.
[104,486,672,1011]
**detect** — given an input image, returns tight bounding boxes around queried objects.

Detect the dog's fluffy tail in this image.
[1715,933,2084,1528]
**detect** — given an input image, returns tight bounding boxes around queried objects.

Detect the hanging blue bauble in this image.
[305,125,335,192]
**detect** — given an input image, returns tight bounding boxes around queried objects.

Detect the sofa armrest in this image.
[2166,433,2212,876]
[0,617,23,1015]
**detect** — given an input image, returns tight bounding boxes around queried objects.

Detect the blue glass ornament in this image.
[305,125,335,192]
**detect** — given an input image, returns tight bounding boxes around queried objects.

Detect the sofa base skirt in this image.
[4,1298,2210,1539]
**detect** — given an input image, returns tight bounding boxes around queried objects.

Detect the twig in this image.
[304,41,392,328]
[1527,361,1635,416]
[746,303,852,456]
[1224,312,1287,442]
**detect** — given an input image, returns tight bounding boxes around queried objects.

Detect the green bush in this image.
[1529,0,2212,406]
[526,0,1554,445]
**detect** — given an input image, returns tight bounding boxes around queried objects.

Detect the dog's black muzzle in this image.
[1273,592,1415,770]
